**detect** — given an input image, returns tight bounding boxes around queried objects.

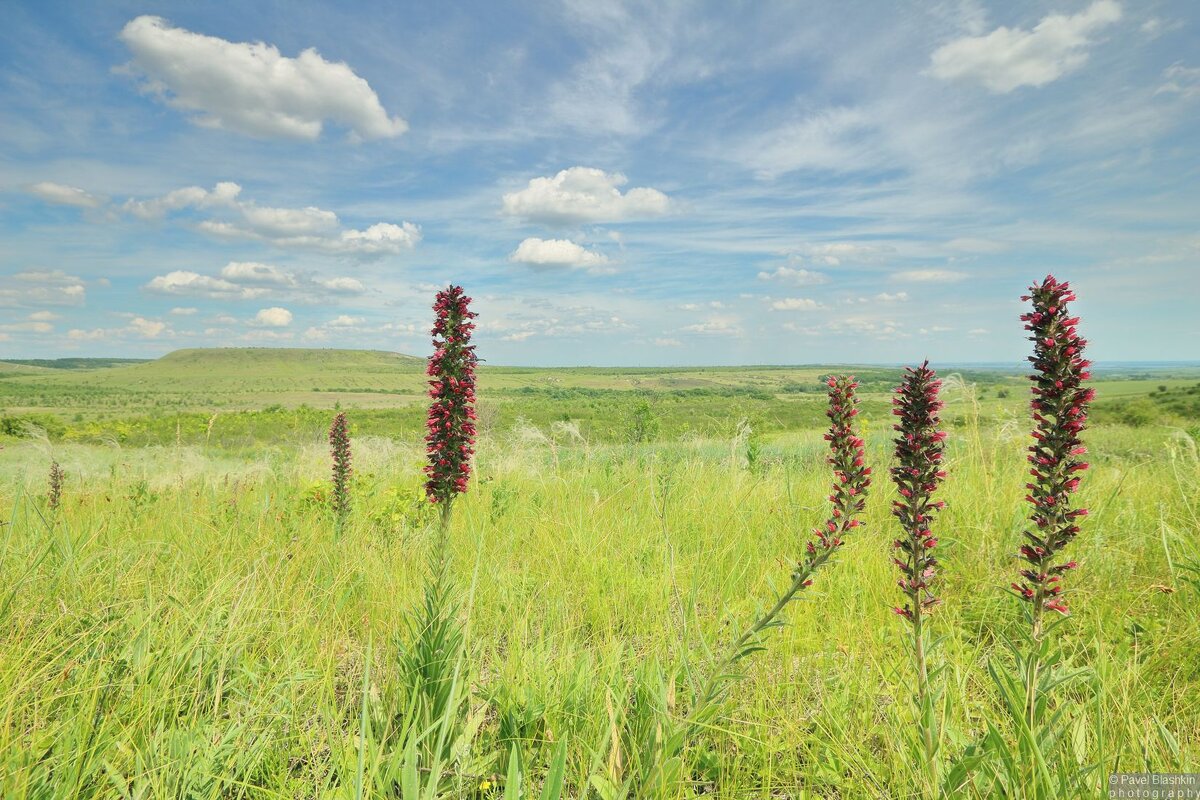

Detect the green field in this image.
[1,349,1198,797]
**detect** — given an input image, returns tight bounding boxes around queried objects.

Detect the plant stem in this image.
[686,548,830,736]
[438,500,454,554]
[912,607,936,796]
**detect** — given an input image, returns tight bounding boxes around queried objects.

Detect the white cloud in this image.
[653,337,682,347]
[119,16,407,140]
[145,263,369,300]
[501,331,536,342]
[795,242,894,265]
[501,167,670,225]
[219,261,297,286]
[14,270,84,285]
[770,297,824,311]
[327,315,365,327]
[252,307,293,327]
[510,237,611,271]
[28,311,61,321]
[846,292,909,304]
[128,317,167,338]
[317,276,367,293]
[757,266,828,285]
[681,316,743,337]
[145,270,269,299]
[0,271,87,307]
[929,1,1122,93]
[894,269,968,283]
[170,307,198,315]
[335,222,422,254]
[0,321,55,334]
[735,107,877,177]
[839,319,904,338]
[122,181,240,220]
[27,182,105,208]
[41,179,419,257]
[1156,62,1200,99]
[66,316,170,341]
[968,328,990,336]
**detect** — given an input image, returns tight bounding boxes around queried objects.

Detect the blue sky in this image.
[1,0,1197,365]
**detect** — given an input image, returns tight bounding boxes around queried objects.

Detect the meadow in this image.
[1,349,1198,798]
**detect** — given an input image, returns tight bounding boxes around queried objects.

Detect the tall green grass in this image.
[0,422,1195,797]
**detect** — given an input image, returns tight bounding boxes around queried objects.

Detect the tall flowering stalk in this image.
[1016,275,1094,635]
[329,412,352,529]
[889,361,947,793]
[973,276,1096,798]
[48,460,64,512]
[667,376,872,783]
[398,286,478,774]
[424,285,478,532]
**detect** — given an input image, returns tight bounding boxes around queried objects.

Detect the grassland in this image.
[1,349,1198,797]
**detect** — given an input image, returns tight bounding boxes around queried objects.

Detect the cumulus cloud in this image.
[317,276,367,293]
[118,16,407,140]
[770,297,824,311]
[327,315,365,327]
[67,316,170,341]
[894,269,968,283]
[0,271,88,307]
[929,1,1122,93]
[170,307,198,315]
[845,292,909,304]
[144,262,368,300]
[681,316,743,336]
[757,266,828,285]
[252,307,293,327]
[31,178,420,257]
[0,321,55,334]
[333,222,422,255]
[122,181,241,220]
[27,181,105,208]
[145,270,269,299]
[219,261,297,286]
[501,167,670,225]
[510,237,612,272]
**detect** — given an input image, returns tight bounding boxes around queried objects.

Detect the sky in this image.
[1,0,1198,366]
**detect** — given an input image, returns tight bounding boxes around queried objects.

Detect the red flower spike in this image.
[329,411,352,519]
[889,361,946,624]
[794,375,872,582]
[424,285,478,504]
[1013,276,1093,619]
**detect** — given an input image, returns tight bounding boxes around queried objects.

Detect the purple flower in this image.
[1015,275,1094,619]
[889,361,946,622]
[329,412,352,519]
[424,285,478,505]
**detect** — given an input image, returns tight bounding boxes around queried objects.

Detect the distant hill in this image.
[0,348,429,405]
[0,357,150,370]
